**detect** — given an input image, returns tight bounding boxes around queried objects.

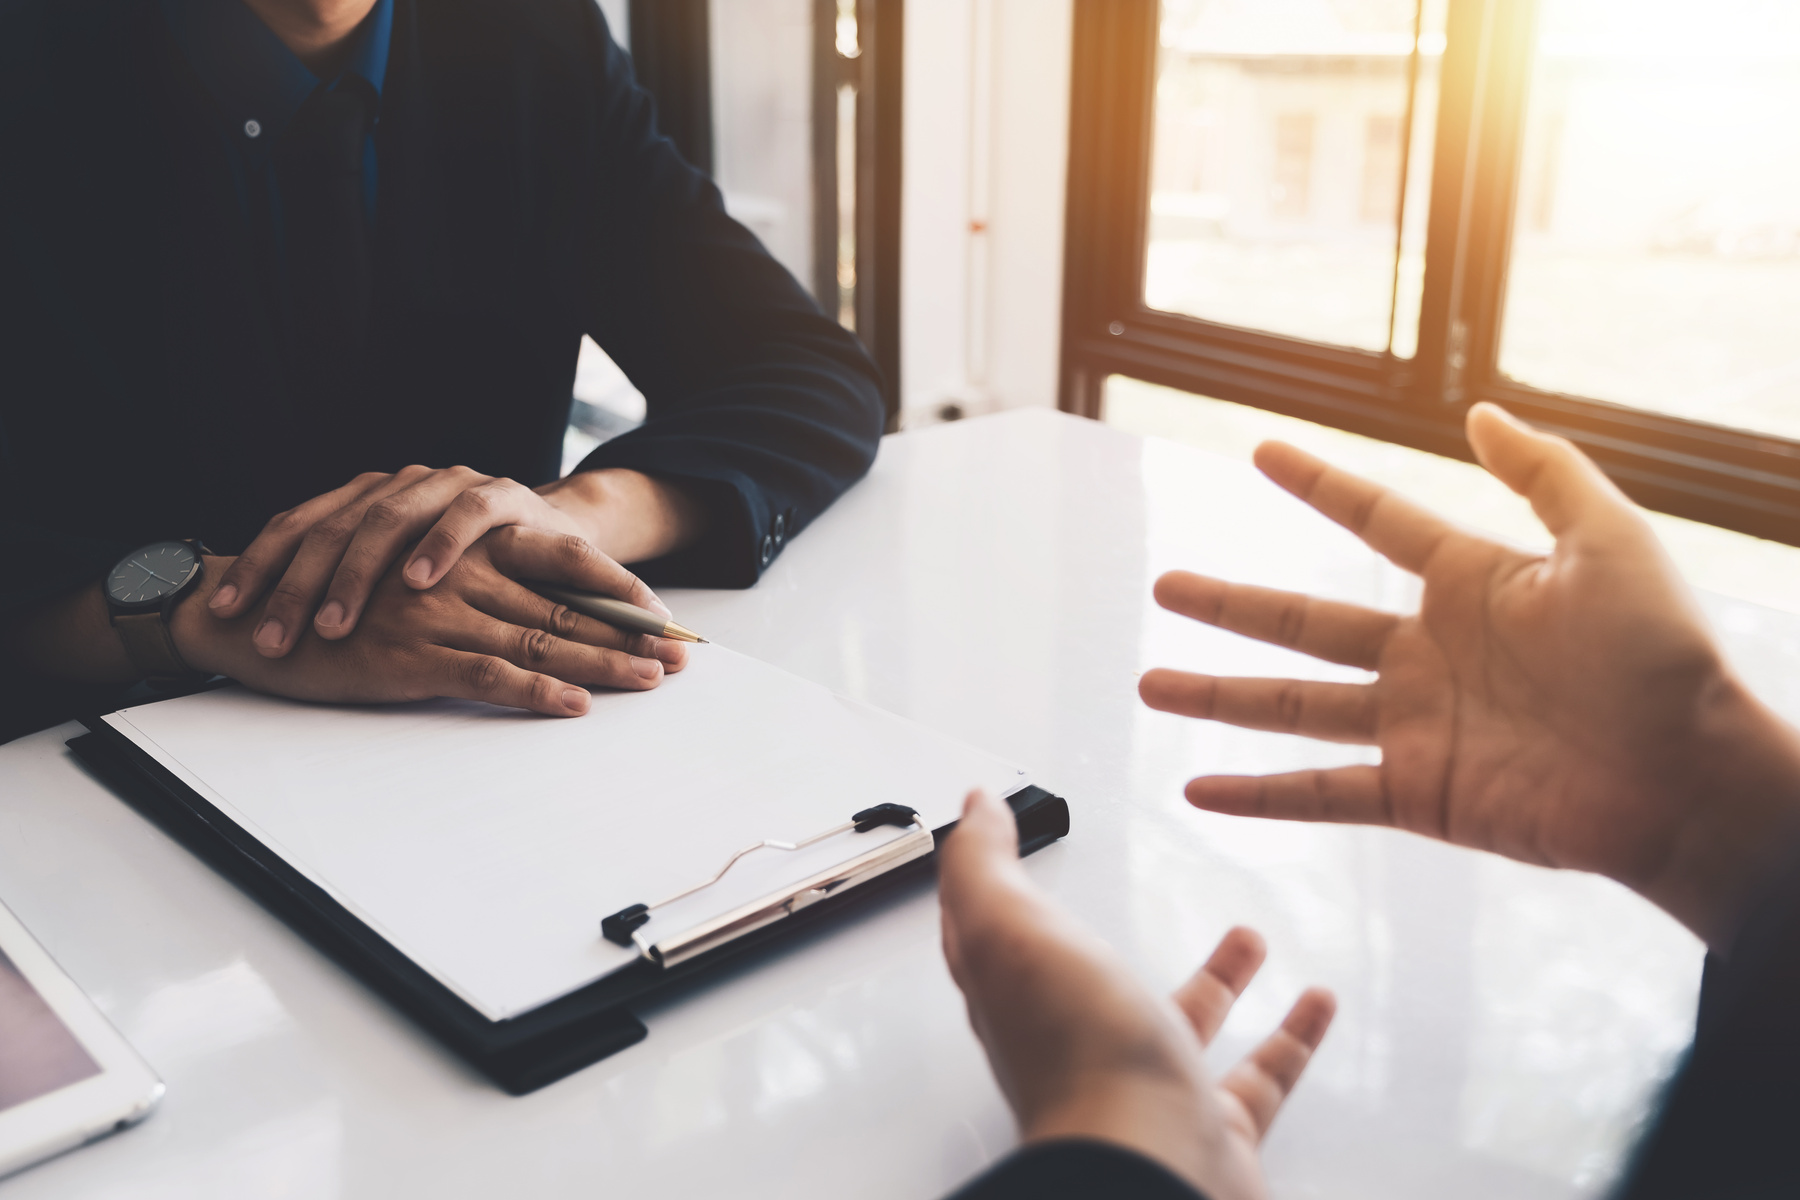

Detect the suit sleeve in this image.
[1611,840,1800,1200]
[944,1140,1210,1200]
[567,6,885,588]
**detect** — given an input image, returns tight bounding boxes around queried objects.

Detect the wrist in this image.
[1662,677,1800,950]
[539,468,707,564]
[167,556,243,679]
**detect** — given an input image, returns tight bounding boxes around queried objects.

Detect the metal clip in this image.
[601,804,932,968]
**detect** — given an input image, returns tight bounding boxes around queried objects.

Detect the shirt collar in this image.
[161,0,394,143]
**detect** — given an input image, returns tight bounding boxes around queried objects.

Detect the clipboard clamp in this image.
[601,804,932,967]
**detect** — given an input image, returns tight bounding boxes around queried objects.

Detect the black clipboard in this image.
[67,718,1070,1095]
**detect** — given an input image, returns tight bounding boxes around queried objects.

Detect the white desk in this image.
[9,408,1793,1199]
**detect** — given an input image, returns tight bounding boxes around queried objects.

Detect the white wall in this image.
[901,0,1074,424]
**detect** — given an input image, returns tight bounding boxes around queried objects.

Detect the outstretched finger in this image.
[484,528,670,618]
[1153,571,1399,670]
[1185,765,1394,828]
[209,472,389,618]
[1253,441,1460,575]
[1172,927,1266,1046]
[1465,403,1637,540]
[1141,671,1378,744]
[1220,988,1336,1142]
[404,479,547,591]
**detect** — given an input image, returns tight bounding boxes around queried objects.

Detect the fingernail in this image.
[209,584,237,610]
[406,558,434,584]
[631,656,662,680]
[653,639,683,663]
[562,688,589,713]
[317,601,345,628]
[646,596,673,618]
[253,618,284,650]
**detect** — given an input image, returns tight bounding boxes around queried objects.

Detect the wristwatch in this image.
[104,539,211,688]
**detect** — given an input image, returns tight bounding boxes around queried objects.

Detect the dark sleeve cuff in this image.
[572,429,828,590]
[944,1139,1210,1200]
[1614,839,1800,1199]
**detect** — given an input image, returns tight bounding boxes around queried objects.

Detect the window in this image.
[1498,0,1800,440]
[1063,0,1800,546]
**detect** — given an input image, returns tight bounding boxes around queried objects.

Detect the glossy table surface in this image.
[10,408,1792,1199]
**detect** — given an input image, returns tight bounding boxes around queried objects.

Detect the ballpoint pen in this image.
[524,582,708,643]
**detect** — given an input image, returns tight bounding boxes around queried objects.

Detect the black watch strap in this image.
[113,608,205,689]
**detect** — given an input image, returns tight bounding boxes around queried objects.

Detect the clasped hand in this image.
[177,525,684,716]
[205,465,605,656]
[173,463,690,715]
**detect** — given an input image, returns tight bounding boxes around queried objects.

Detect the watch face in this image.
[106,541,201,609]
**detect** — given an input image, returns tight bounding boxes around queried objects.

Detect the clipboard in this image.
[65,688,1069,1095]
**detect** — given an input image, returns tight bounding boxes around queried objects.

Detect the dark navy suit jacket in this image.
[0,0,882,626]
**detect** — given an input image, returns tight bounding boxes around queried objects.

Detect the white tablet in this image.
[0,900,162,1180]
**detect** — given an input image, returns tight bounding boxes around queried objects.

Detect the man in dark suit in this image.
[937,405,1800,1199]
[0,0,883,739]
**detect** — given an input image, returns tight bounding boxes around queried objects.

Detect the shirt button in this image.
[760,535,774,567]
[772,513,786,545]
[244,119,263,139]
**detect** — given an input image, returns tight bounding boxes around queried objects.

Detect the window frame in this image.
[1059,0,1800,545]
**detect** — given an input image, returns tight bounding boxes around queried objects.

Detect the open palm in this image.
[1141,404,1800,948]
[938,789,1334,1200]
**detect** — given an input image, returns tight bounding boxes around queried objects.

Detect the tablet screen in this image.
[0,947,100,1111]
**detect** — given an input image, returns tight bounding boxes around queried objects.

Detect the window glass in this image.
[711,0,816,288]
[1499,0,1800,438]
[1146,0,1447,355]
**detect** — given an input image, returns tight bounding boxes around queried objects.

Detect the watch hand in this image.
[134,562,180,587]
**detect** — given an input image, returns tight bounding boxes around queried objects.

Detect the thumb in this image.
[1466,403,1636,539]
[938,789,1024,979]
[939,789,1021,912]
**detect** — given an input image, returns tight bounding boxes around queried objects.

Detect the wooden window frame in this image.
[1059,0,1800,545]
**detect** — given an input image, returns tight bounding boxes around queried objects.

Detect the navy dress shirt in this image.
[160,0,393,227]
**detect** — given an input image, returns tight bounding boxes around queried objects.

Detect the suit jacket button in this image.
[773,513,786,545]
[760,534,774,566]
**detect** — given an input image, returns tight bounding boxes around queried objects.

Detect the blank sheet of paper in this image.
[104,646,1026,1020]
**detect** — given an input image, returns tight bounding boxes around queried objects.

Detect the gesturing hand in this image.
[1140,403,1800,949]
[177,527,686,716]
[939,788,1334,1200]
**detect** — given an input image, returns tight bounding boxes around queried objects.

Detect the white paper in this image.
[104,646,1026,1020]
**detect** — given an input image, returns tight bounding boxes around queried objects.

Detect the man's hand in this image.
[177,527,687,716]
[1140,403,1800,950]
[206,465,705,657]
[939,788,1334,1200]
